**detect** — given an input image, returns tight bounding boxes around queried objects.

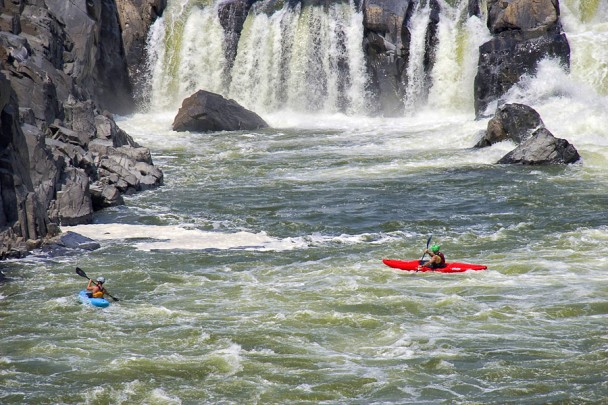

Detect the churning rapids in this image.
[1,1,608,403]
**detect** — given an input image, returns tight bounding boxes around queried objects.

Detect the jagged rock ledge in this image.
[0,0,167,260]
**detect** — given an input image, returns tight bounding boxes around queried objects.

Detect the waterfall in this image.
[426,0,490,112]
[401,0,490,114]
[403,2,431,113]
[561,0,608,95]
[144,1,228,111]
[145,0,368,114]
[229,0,369,114]
[143,0,607,116]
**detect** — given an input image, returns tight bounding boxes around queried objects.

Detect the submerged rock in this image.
[52,231,100,251]
[173,90,269,132]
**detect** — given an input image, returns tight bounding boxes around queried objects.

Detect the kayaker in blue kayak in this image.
[86,276,107,298]
[418,244,446,270]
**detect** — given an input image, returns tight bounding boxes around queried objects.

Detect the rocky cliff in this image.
[0,0,166,259]
[473,0,570,117]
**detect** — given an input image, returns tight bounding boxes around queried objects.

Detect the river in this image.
[1,1,607,404]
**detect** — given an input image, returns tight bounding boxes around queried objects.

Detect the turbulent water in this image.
[2,1,608,404]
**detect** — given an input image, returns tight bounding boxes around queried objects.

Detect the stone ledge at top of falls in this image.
[473,0,570,117]
[475,103,581,165]
[172,90,269,133]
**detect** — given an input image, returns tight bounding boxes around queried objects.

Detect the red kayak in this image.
[382,259,487,273]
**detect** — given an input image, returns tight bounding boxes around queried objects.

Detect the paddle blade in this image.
[75,267,89,279]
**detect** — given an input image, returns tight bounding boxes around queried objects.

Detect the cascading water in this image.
[144,0,605,118]
[3,2,608,403]
[402,2,432,113]
[145,1,228,111]
[145,0,368,114]
[561,0,608,94]
[426,1,490,112]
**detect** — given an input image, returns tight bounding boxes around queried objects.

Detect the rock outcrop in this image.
[0,1,166,259]
[361,0,440,115]
[476,103,580,165]
[473,0,570,117]
[475,103,544,147]
[497,128,581,165]
[173,90,269,133]
[116,0,168,104]
[218,0,252,73]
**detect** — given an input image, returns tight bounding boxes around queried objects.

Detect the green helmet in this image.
[430,244,441,253]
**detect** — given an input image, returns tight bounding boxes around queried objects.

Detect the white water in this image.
[426,1,491,113]
[403,2,431,113]
[561,0,608,95]
[146,0,368,114]
[128,0,608,255]
[4,3,608,403]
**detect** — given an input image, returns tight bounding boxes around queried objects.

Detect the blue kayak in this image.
[79,290,110,308]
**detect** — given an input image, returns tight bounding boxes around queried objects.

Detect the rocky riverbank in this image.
[0,0,167,259]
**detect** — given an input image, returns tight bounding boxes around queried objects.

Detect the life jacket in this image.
[432,252,446,268]
[92,285,105,298]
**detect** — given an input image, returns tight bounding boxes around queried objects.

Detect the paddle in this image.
[419,234,432,264]
[75,267,119,301]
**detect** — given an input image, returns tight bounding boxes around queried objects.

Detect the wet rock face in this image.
[475,103,544,147]
[497,128,581,165]
[474,0,570,117]
[476,103,581,165]
[361,0,440,115]
[173,90,269,133]
[0,1,166,259]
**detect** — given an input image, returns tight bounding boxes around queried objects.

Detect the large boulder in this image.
[173,90,269,132]
[474,0,570,117]
[476,103,581,165]
[497,128,581,165]
[475,103,544,147]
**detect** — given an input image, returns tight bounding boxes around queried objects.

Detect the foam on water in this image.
[63,223,307,252]
[4,1,608,403]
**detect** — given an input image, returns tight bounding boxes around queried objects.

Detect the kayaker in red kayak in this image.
[418,244,446,270]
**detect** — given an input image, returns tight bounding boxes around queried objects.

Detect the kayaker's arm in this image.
[419,254,440,268]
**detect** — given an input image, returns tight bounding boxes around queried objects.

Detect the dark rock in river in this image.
[475,103,544,147]
[477,103,581,165]
[497,128,581,165]
[173,90,269,132]
[51,231,100,251]
[474,0,570,117]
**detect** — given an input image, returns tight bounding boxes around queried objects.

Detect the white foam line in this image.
[63,224,303,252]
